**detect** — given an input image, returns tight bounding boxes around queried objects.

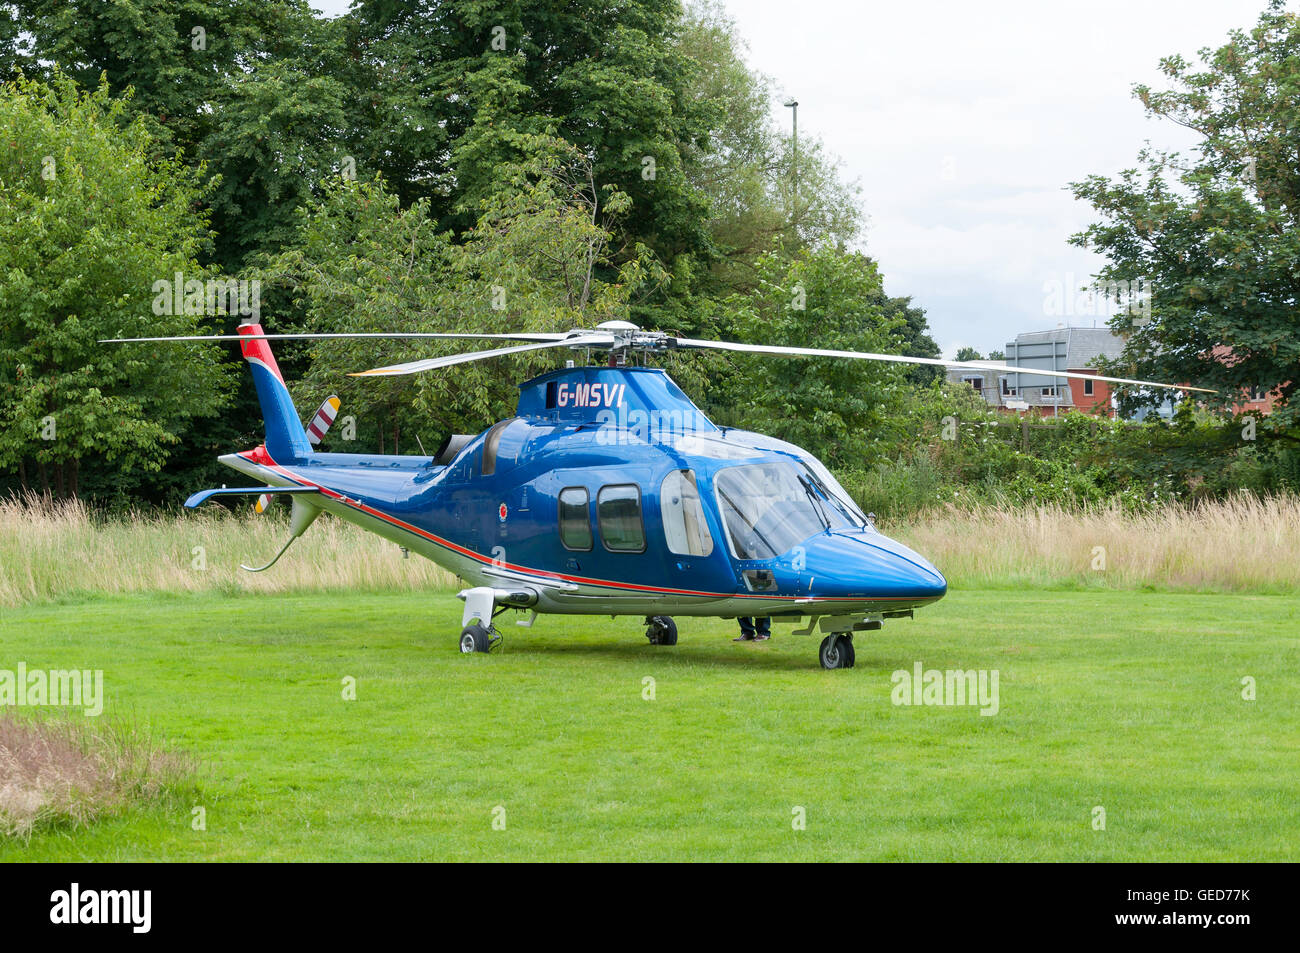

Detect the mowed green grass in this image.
[0,587,1295,861]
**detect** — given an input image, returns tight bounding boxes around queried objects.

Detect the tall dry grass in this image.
[0,493,456,609]
[890,493,1300,593]
[1,493,1297,607]
[0,713,198,838]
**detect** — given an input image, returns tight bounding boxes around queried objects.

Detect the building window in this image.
[1083,378,1094,396]
[660,470,713,557]
[1041,386,1058,399]
[961,375,983,392]
[597,484,645,552]
[558,487,592,551]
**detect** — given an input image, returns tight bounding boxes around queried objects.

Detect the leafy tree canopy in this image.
[261,138,664,447]
[0,74,232,498]
[1071,0,1300,439]
[705,245,912,467]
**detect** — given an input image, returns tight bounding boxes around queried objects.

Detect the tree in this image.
[706,245,910,466]
[955,346,983,362]
[7,0,882,331]
[200,49,351,269]
[343,1,714,299]
[262,141,662,447]
[1070,0,1300,439]
[676,1,862,298]
[0,3,32,76]
[0,1,951,504]
[6,0,351,270]
[878,292,941,384]
[0,75,232,499]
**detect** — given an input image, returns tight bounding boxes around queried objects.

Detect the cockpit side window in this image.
[714,463,827,560]
[660,469,714,557]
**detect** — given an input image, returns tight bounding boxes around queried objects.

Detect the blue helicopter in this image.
[106,320,1207,668]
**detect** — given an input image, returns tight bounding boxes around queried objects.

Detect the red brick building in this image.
[1208,345,1282,416]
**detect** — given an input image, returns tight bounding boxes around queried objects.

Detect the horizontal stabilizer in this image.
[185,486,322,509]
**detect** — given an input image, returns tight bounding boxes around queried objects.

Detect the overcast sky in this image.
[311,0,1278,356]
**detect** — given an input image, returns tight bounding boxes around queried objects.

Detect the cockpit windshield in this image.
[795,458,869,529]
[715,462,839,560]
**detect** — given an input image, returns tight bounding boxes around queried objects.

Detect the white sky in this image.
[311,0,1279,355]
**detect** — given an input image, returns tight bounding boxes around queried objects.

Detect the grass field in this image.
[1,586,1295,861]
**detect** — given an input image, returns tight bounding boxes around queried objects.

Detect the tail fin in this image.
[238,322,312,461]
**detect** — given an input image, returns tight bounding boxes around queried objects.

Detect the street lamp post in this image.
[783,97,798,210]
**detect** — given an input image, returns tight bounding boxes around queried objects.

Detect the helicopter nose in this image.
[799,531,948,601]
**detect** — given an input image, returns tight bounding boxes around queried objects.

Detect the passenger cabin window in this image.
[661,470,713,556]
[558,487,592,551]
[597,484,645,552]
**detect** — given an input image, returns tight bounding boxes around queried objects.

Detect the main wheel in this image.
[819,635,850,669]
[460,623,492,654]
[646,615,678,646]
[841,635,856,668]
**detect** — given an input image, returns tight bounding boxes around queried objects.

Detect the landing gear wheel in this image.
[460,623,493,654]
[645,615,678,646]
[819,634,853,670]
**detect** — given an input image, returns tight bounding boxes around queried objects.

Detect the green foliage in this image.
[831,384,1285,520]
[704,245,910,467]
[258,177,454,453]
[0,74,232,498]
[7,0,343,269]
[262,143,664,447]
[1070,0,1299,439]
[0,0,1288,519]
[676,0,862,302]
[344,0,715,303]
[198,47,352,269]
[1,1,888,498]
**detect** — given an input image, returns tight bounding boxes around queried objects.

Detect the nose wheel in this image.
[819,633,855,669]
[645,615,678,646]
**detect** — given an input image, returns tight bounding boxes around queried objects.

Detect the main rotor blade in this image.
[672,337,1217,394]
[349,334,615,377]
[99,331,570,344]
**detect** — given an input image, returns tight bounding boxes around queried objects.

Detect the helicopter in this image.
[105,319,1209,669]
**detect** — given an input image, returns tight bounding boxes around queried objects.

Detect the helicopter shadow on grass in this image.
[483,634,922,674]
